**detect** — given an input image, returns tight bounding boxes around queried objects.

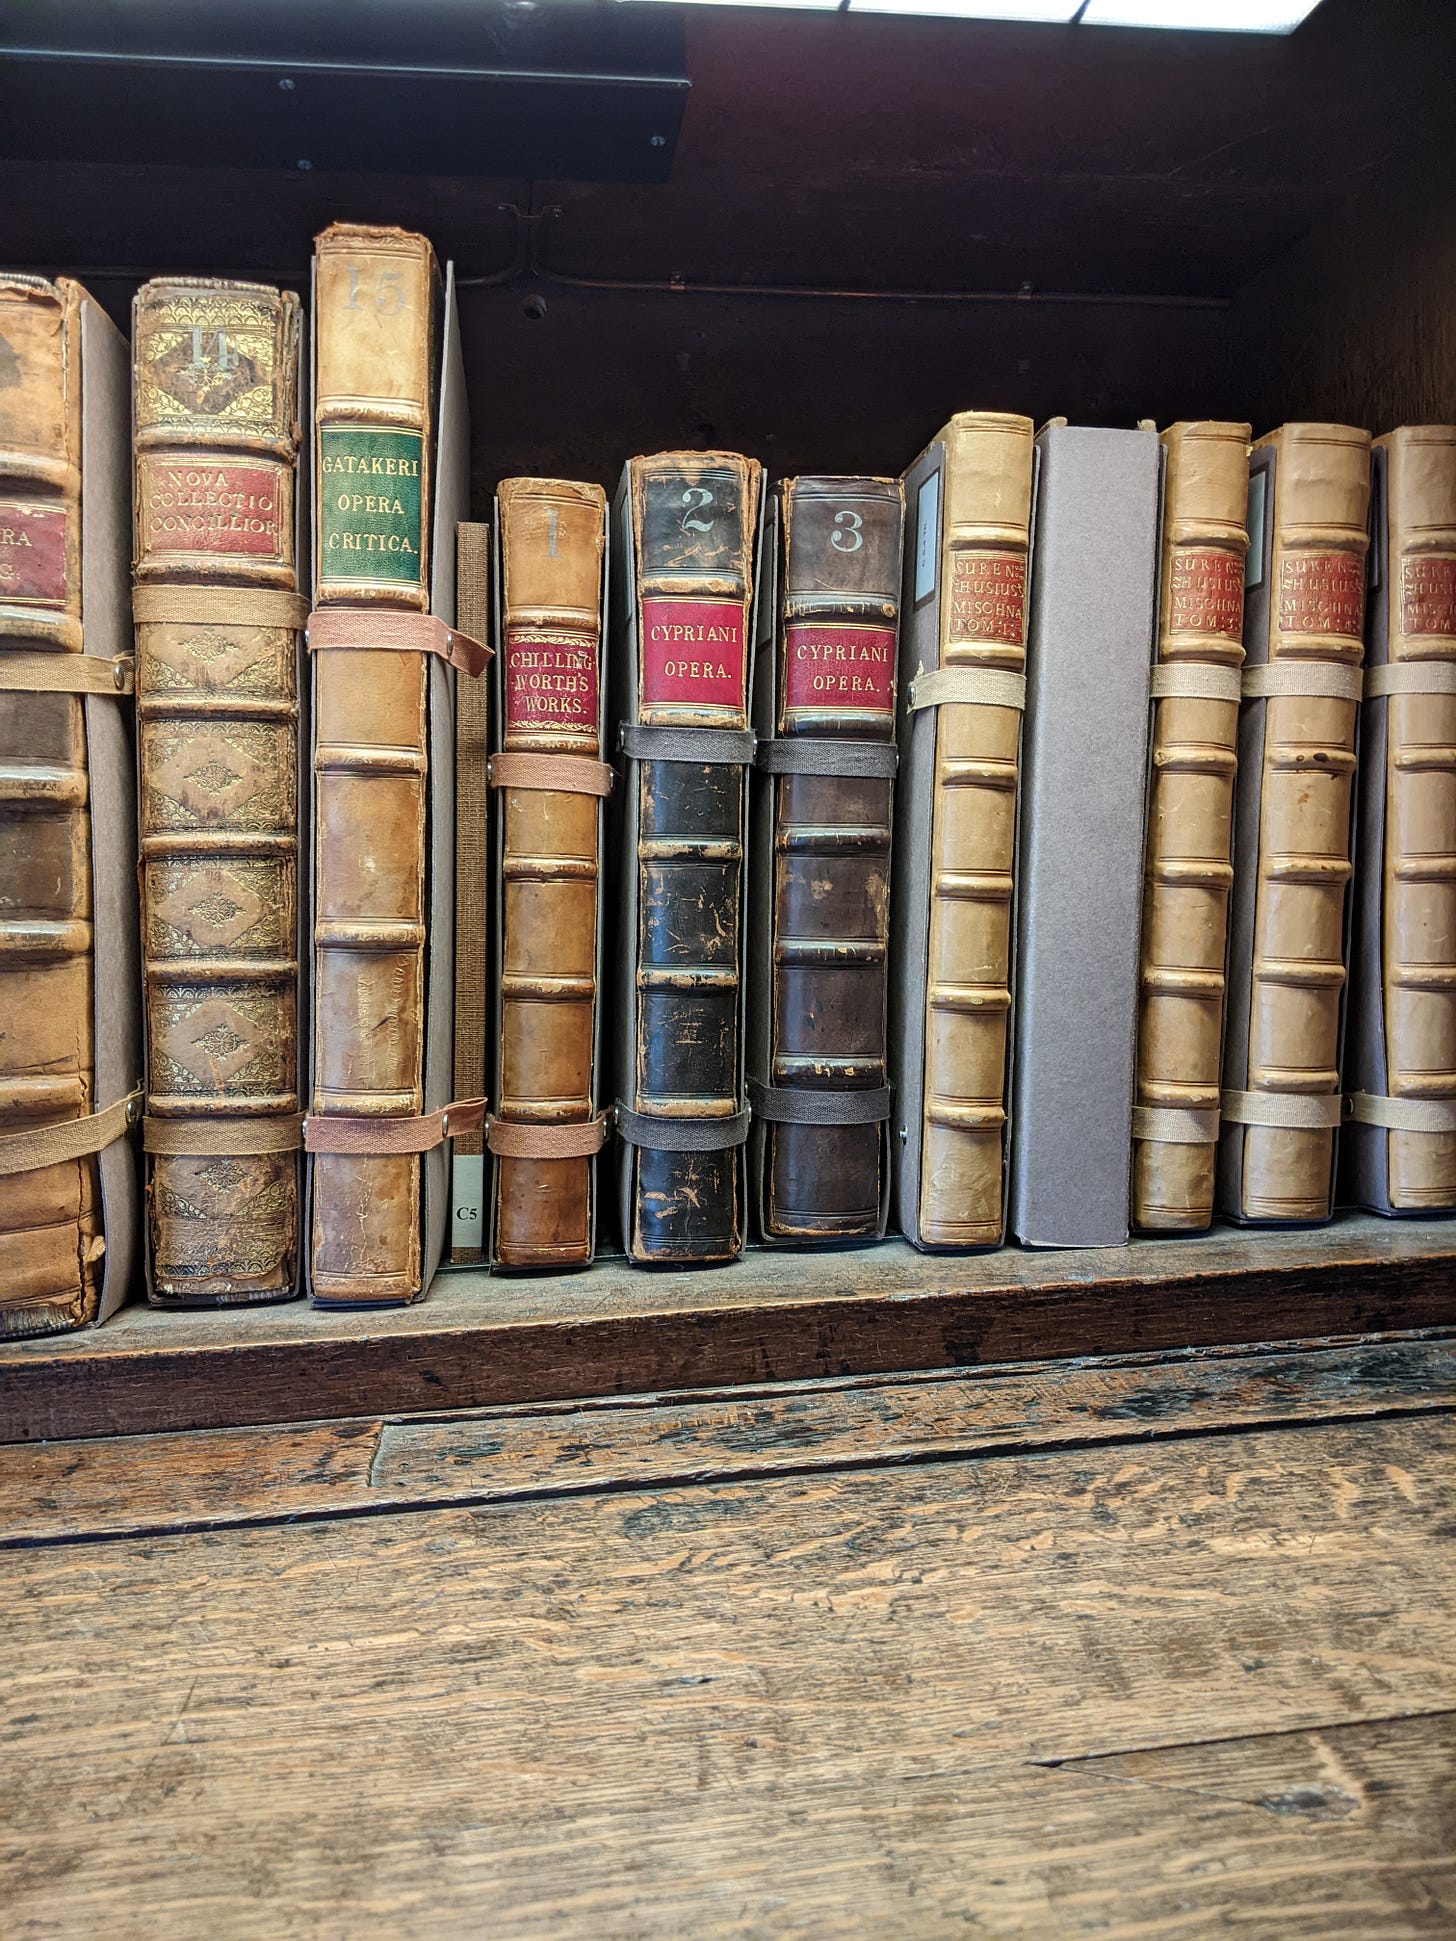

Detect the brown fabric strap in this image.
[486,1112,610,1159]
[144,1112,303,1156]
[307,607,490,679]
[487,750,614,798]
[1131,1103,1221,1146]
[1220,1088,1345,1131]
[305,1097,488,1156]
[1364,662,1456,700]
[133,586,309,630]
[1241,662,1362,703]
[0,1088,141,1177]
[1348,1090,1456,1134]
[908,667,1026,713]
[0,651,135,696]
[1149,665,1242,705]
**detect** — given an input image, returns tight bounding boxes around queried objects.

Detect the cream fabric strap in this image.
[133,586,309,630]
[0,1088,141,1177]
[1364,662,1456,699]
[1130,1104,1220,1146]
[908,667,1026,713]
[307,607,491,679]
[305,1097,487,1156]
[1149,664,1242,704]
[1348,1091,1456,1134]
[0,651,134,696]
[487,751,615,798]
[485,1112,611,1159]
[1241,663,1362,703]
[1221,1088,1344,1130]
[144,1113,304,1156]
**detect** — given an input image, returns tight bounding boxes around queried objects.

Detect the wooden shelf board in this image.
[3,1213,1454,1443]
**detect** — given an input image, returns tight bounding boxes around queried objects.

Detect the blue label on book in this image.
[914,469,941,606]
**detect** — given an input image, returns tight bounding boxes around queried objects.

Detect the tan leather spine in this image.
[920,412,1034,1247]
[133,279,303,1303]
[1133,421,1251,1231]
[493,478,607,1268]
[1242,422,1371,1220]
[311,224,438,1304]
[0,275,102,1334]
[1379,425,1456,1207]
[450,521,489,1261]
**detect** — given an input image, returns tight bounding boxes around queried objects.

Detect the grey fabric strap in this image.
[748,1079,891,1127]
[1130,1103,1220,1146]
[1364,662,1456,699]
[615,1102,751,1150]
[756,739,898,780]
[1221,1088,1345,1130]
[1241,663,1362,702]
[1149,664,1242,704]
[618,724,757,766]
[1348,1090,1456,1133]
[908,667,1026,713]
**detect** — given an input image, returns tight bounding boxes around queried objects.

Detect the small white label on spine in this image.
[451,1153,484,1250]
[1244,469,1267,590]
[914,469,941,606]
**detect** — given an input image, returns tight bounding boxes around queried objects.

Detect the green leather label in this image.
[318,426,424,588]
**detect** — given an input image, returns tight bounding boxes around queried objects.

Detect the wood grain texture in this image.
[4,1216,1456,1443]
[1,1412,1453,1936]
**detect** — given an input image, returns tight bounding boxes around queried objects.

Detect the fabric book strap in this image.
[1148,664,1242,704]
[1220,1088,1345,1130]
[1130,1103,1221,1146]
[144,1113,304,1156]
[1348,1091,1456,1134]
[487,751,614,798]
[485,1112,611,1159]
[0,651,135,697]
[133,586,310,630]
[907,666,1026,713]
[615,1103,751,1151]
[747,1079,892,1127]
[0,1088,142,1177]
[1241,663,1362,703]
[304,1097,488,1156]
[1364,662,1456,699]
[755,739,898,780]
[618,724,757,766]
[306,608,491,679]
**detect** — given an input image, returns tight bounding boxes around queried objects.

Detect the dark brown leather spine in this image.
[766,476,902,1239]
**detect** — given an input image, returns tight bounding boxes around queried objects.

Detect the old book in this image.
[1220,422,1371,1224]
[610,450,762,1265]
[491,478,608,1268]
[892,412,1034,1250]
[133,277,304,1303]
[1132,421,1251,1232]
[749,475,902,1242]
[310,222,440,1303]
[1344,426,1456,1213]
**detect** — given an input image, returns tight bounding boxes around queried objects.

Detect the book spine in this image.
[628,452,760,1263]
[766,475,902,1239]
[921,413,1034,1247]
[0,276,101,1334]
[494,477,607,1267]
[1133,421,1250,1231]
[311,224,437,1303]
[1381,425,1456,1207]
[450,521,490,1262]
[1243,423,1371,1220]
[133,279,302,1302]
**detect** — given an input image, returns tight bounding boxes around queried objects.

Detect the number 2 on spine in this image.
[681,487,714,534]
[545,507,559,557]
[831,508,863,553]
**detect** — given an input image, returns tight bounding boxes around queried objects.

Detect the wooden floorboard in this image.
[3,1213,1456,1441]
[1,1406,1452,1936]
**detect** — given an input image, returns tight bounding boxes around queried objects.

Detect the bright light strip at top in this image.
[628,0,1325,26]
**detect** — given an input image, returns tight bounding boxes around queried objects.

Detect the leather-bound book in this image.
[1132,422,1251,1232]
[310,223,440,1303]
[0,276,101,1330]
[491,477,608,1268]
[1219,423,1371,1223]
[1344,426,1456,1213]
[893,412,1034,1250]
[749,475,902,1242]
[133,278,304,1302]
[610,451,762,1264]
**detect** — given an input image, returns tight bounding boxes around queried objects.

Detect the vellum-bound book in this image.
[891,413,1033,1251]
[1219,422,1371,1224]
[1132,422,1251,1232]
[1343,426,1456,1214]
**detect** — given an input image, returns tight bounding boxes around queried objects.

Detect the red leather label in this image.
[641,596,745,709]
[1401,554,1456,637]
[948,552,1026,645]
[1169,549,1244,637]
[784,623,895,713]
[0,502,67,604]
[1277,549,1365,637]
[504,628,598,731]
[139,458,285,559]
